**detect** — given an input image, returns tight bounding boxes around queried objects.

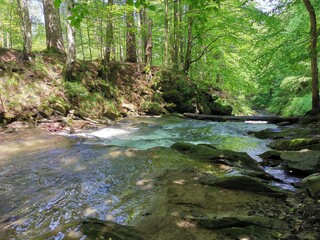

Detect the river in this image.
[0,115,299,239]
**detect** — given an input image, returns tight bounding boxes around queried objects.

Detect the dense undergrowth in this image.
[0,49,259,125]
[253,76,312,117]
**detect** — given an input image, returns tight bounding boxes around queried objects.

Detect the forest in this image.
[0,0,319,121]
[2,1,320,239]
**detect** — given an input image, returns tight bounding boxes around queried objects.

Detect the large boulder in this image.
[154,70,232,115]
[280,150,320,174]
[208,101,233,116]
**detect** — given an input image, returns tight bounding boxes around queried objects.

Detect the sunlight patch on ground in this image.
[84,207,98,217]
[176,220,196,229]
[173,179,186,185]
[136,179,153,190]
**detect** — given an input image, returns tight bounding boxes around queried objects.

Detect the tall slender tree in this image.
[65,0,76,80]
[16,0,32,59]
[303,0,319,115]
[43,0,65,54]
[125,1,137,62]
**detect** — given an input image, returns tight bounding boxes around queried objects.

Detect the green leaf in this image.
[134,1,141,8]
[54,0,62,9]
[127,0,134,6]
[148,4,156,11]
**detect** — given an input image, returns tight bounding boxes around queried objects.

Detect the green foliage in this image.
[141,101,163,115]
[64,81,90,100]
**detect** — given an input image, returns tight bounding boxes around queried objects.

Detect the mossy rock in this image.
[250,128,314,140]
[196,215,289,230]
[171,142,263,172]
[280,150,320,174]
[301,173,320,198]
[81,218,146,240]
[269,138,320,151]
[259,150,282,167]
[141,101,164,115]
[213,175,287,197]
[208,101,233,116]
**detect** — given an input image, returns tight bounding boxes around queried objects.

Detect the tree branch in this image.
[189,35,223,65]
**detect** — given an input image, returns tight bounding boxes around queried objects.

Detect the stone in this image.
[280,150,320,174]
[196,215,289,230]
[269,138,320,151]
[82,218,147,240]
[250,128,314,140]
[301,173,320,198]
[208,101,233,116]
[171,142,263,172]
[213,175,287,197]
[259,150,282,167]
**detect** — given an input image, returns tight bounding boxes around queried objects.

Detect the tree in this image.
[125,0,137,63]
[16,0,32,59]
[43,0,65,54]
[303,0,319,115]
[65,0,76,80]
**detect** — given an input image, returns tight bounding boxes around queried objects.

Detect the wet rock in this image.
[280,150,320,174]
[259,150,282,167]
[195,215,289,230]
[250,128,314,140]
[213,175,287,197]
[82,218,146,240]
[300,173,320,198]
[208,101,233,116]
[269,138,320,151]
[171,142,263,172]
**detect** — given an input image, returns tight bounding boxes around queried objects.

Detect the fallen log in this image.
[183,113,300,124]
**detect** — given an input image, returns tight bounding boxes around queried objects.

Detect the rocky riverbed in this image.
[1,116,320,239]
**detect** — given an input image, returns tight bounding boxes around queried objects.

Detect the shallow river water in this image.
[0,116,299,239]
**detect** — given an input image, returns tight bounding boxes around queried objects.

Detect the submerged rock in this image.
[280,150,320,174]
[171,142,263,172]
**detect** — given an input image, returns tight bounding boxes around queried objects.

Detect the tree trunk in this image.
[43,0,65,54]
[104,0,113,65]
[65,0,76,81]
[183,5,193,74]
[146,17,153,81]
[137,8,143,63]
[100,0,114,80]
[16,0,32,59]
[303,0,320,115]
[86,19,92,60]
[125,1,137,63]
[172,0,179,70]
[164,0,169,66]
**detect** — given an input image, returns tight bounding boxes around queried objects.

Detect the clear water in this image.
[0,116,297,239]
[78,116,273,156]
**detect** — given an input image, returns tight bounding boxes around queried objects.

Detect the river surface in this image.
[0,116,299,239]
